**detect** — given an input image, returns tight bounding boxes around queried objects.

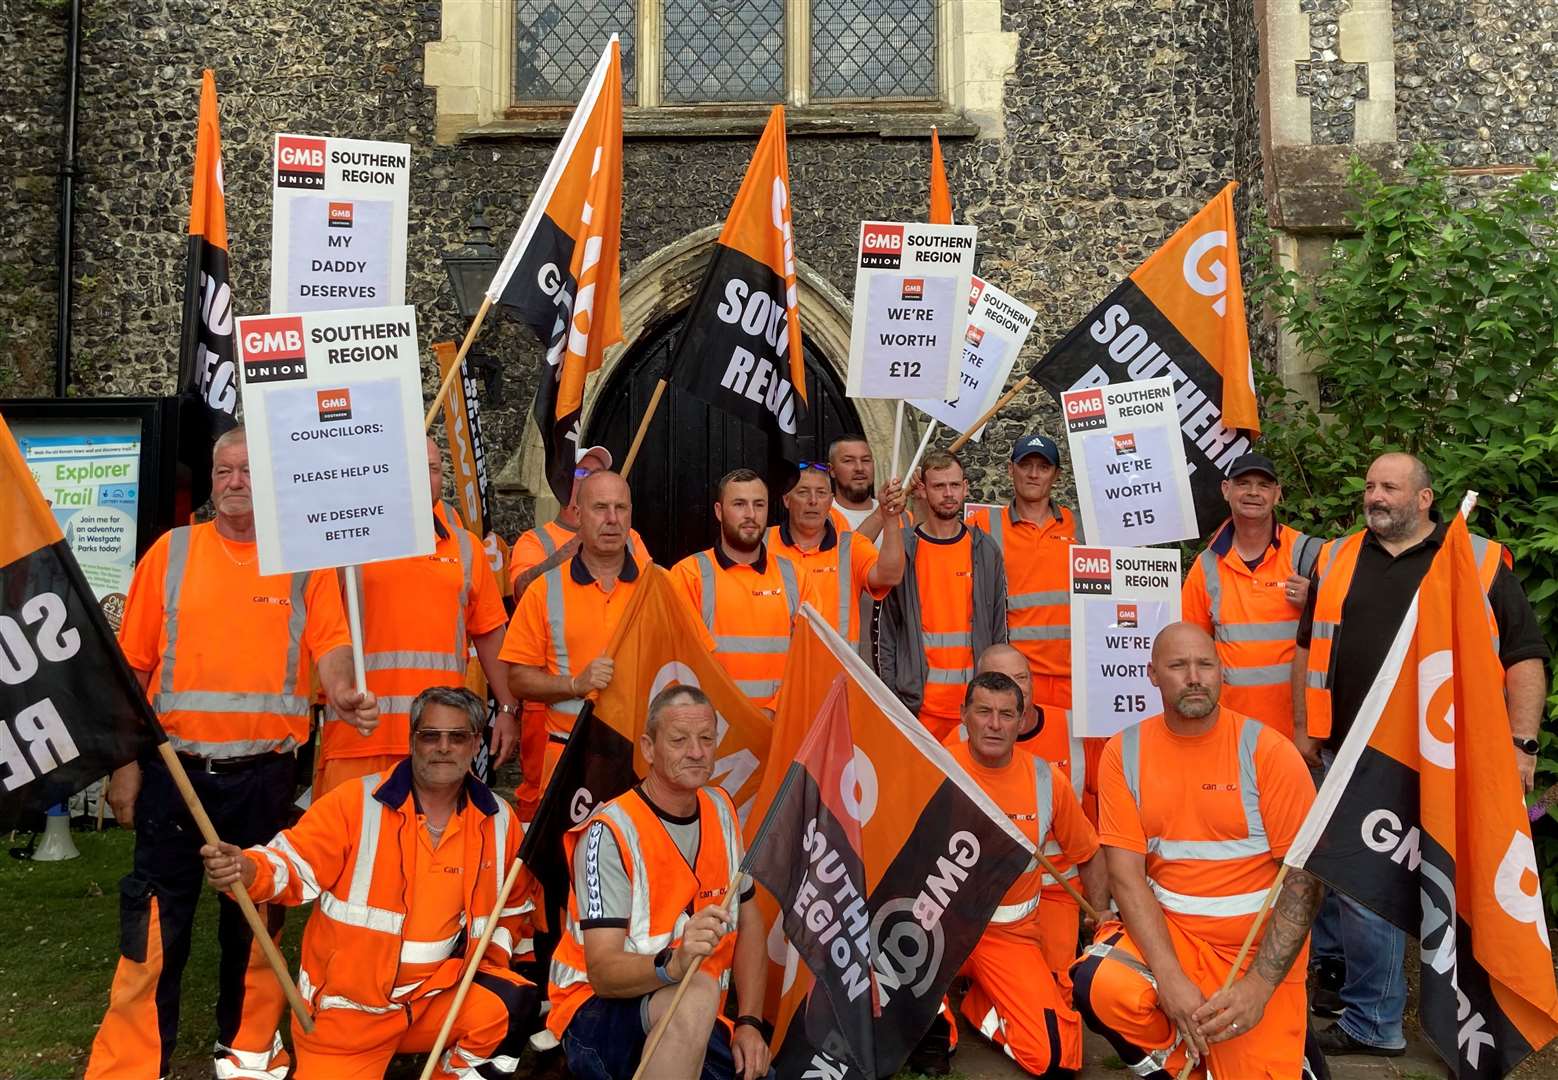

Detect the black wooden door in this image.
[587,313,862,566]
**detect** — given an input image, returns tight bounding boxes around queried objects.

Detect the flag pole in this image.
[890,400,906,480]
[418,857,528,1080]
[947,375,1031,454]
[620,378,668,480]
[424,295,494,430]
[1172,864,1288,1080]
[155,742,314,1031]
[904,420,938,484]
[631,869,746,1080]
[1031,845,1101,924]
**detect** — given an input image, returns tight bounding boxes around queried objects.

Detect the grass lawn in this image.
[0,826,305,1080]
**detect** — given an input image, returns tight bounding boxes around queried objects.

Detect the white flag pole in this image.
[890,400,906,480]
[905,419,938,482]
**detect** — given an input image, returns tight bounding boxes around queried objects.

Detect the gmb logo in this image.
[1182,230,1230,317]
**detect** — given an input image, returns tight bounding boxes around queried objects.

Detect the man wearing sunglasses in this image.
[767,460,906,653]
[199,686,535,1077]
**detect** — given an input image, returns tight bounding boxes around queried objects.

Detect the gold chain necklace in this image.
[214,531,257,568]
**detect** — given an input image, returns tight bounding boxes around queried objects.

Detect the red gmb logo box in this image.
[860,223,904,269]
[1072,547,1112,594]
[1064,388,1107,432]
[277,135,327,190]
[240,315,307,384]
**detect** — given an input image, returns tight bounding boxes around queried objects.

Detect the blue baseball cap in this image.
[1011,434,1061,466]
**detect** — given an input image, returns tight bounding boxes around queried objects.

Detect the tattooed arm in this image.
[1192,867,1325,1043]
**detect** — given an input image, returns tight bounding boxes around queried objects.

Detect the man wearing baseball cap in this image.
[966,434,1088,795]
[1180,451,1321,742]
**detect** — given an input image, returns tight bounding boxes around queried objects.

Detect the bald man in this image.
[1074,624,1324,1079]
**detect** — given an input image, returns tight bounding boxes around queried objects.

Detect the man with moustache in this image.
[671,468,813,711]
[827,434,893,538]
[877,450,1007,740]
[198,687,534,1077]
[1292,452,1547,1056]
[546,686,770,1080]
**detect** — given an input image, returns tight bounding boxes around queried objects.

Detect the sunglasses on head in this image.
[796,461,831,474]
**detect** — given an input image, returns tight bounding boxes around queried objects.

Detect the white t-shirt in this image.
[833,500,876,530]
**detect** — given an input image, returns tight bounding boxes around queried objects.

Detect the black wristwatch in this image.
[653,946,676,984]
[1514,736,1540,755]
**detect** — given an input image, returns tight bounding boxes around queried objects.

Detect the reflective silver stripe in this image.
[837,531,854,640]
[706,790,744,927]
[376,696,420,717]
[1010,625,1070,641]
[318,889,406,935]
[166,733,298,758]
[1069,735,1086,802]
[534,527,558,557]
[1311,621,1338,640]
[714,635,790,653]
[1084,940,1158,989]
[349,776,381,907]
[990,895,1040,923]
[1007,590,1068,610]
[492,803,512,921]
[314,992,402,1015]
[453,527,474,665]
[280,572,308,698]
[159,527,191,697]
[776,554,801,620]
[1141,720,1271,863]
[542,564,586,718]
[694,552,717,631]
[737,678,781,697]
[399,930,462,964]
[553,699,584,715]
[1221,663,1294,687]
[978,1005,1003,1040]
[1199,547,1222,625]
[269,833,320,900]
[550,954,590,991]
[598,802,666,953]
[259,849,291,899]
[1469,534,1503,655]
[922,630,973,647]
[1150,881,1269,917]
[1216,622,1299,643]
[392,980,424,998]
[1120,725,1142,804]
[153,690,310,716]
[1305,670,1327,689]
[988,509,1006,556]
[362,650,464,672]
[925,668,973,685]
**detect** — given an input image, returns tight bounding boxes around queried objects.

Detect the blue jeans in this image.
[563,995,748,1080]
[1313,751,1407,1050]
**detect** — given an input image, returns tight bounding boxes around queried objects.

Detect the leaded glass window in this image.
[662,0,785,103]
[514,0,639,103]
[811,0,937,100]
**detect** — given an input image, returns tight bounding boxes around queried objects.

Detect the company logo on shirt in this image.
[860,223,904,269]
[327,201,353,228]
[1072,547,1112,594]
[901,278,925,302]
[316,388,353,422]
[277,135,327,190]
[252,595,292,606]
[1064,389,1107,432]
[1115,603,1138,628]
[1114,432,1137,455]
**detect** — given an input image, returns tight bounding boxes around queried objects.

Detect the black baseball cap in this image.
[1226,452,1278,480]
[1011,434,1061,466]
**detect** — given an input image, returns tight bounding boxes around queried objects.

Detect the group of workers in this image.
[79,418,1547,1080]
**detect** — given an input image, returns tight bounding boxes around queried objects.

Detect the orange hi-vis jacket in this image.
[1303,528,1507,739]
[670,543,807,709]
[326,506,507,761]
[1181,520,1320,738]
[547,786,743,1037]
[240,762,527,1015]
[765,520,888,648]
[965,504,1081,681]
[1098,708,1314,955]
[117,522,351,758]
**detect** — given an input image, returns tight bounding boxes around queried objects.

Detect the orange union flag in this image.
[1030,183,1258,534]
[486,36,623,504]
[667,105,807,458]
[1287,507,1558,1077]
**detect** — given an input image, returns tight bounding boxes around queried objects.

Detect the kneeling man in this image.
[547,685,772,1080]
[201,687,533,1078]
[1073,624,1323,1078]
[947,671,1108,1076]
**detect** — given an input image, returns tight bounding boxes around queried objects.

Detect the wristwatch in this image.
[1514,736,1540,755]
[497,703,515,716]
[653,946,676,985]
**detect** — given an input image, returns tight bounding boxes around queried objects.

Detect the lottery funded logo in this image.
[327,201,353,228]
[316,388,352,422]
[1072,547,1113,595]
[860,222,904,269]
[1115,602,1138,628]
[901,277,925,302]
[239,315,308,384]
[277,135,327,190]
[1064,388,1107,433]
[1114,432,1137,455]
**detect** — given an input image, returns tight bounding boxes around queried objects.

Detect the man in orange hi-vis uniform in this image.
[1073,624,1324,1079]
[670,468,812,712]
[946,671,1106,1075]
[88,428,379,1080]
[877,450,1007,741]
[315,437,517,797]
[766,461,905,650]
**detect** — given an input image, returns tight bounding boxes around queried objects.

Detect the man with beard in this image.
[1075,624,1325,1079]
[827,434,893,538]
[767,461,905,651]
[671,468,814,711]
[1292,452,1547,1057]
[877,450,1007,741]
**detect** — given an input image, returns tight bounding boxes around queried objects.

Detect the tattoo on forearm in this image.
[1253,870,1324,986]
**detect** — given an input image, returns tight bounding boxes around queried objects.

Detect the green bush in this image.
[1248,147,1558,913]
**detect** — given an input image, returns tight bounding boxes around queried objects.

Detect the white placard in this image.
[910,275,1034,440]
[270,134,410,314]
[1069,545,1182,739]
[236,306,433,576]
[1062,376,1197,546]
[847,221,977,400]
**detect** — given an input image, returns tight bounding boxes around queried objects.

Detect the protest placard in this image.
[270,134,410,314]
[1062,376,1197,546]
[1069,545,1181,739]
[846,221,977,400]
[910,275,1033,440]
[236,306,433,576]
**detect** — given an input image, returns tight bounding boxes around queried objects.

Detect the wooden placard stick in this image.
[947,374,1033,455]
[621,378,669,480]
[1031,844,1101,924]
[424,295,495,430]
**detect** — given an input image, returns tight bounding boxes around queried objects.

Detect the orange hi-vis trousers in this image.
[292,966,535,1078]
[959,916,1082,1076]
[1072,921,1307,1079]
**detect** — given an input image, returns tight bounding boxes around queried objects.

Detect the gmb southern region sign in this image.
[1069,545,1181,739]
